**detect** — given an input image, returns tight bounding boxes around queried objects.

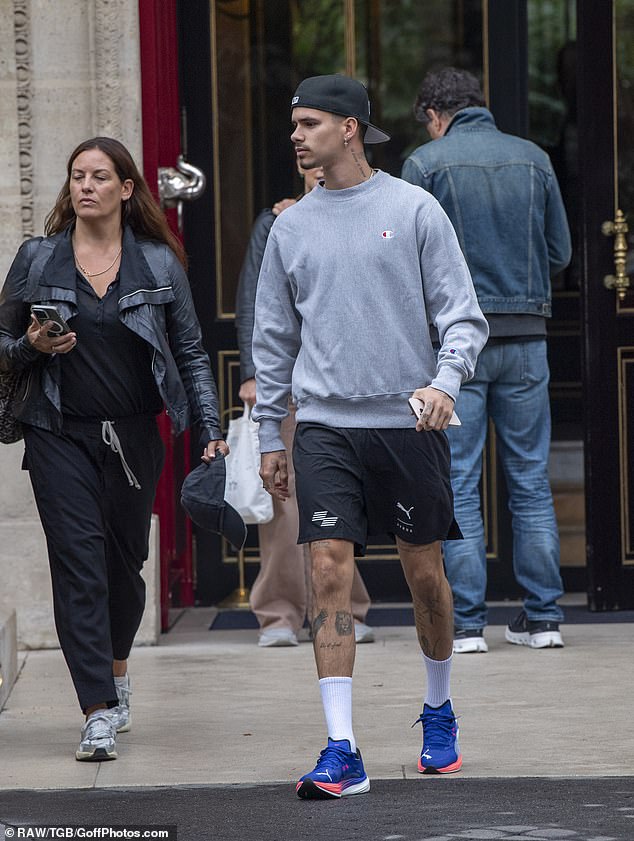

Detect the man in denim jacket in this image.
[402,67,572,653]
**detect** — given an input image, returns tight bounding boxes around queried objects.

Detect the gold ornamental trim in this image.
[618,347,634,565]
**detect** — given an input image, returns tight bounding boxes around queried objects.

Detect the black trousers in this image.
[23,416,164,712]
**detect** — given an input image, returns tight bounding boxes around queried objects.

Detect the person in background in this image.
[253,74,488,798]
[0,137,227,761]
[402,67,571,654]
[235,159,374,648]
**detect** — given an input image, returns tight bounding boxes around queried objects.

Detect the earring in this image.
[344,137,349,148]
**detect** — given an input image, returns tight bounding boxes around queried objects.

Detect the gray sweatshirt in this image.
[252,170,488,452]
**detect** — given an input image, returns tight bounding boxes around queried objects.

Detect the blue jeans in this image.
[443,340,564,630]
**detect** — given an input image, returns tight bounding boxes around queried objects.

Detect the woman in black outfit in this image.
[0,137,227,762]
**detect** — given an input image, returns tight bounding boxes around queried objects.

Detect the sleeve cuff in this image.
[240,364,256,383]
[430,364,464,403]
[256,418,285,453]
[199,426,224,449]
[19,334,41,363]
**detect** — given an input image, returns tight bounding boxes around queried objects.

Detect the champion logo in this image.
[312,510,339,527]
[382,230,395,239]
[449,348,457,354]
[291,95,300,105]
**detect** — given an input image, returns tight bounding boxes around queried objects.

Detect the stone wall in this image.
[1,0,143,276]
[0,0,160,648]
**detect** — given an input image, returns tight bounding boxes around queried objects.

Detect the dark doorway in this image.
[176,0,634,609]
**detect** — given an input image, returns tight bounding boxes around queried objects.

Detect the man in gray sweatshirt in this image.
[252,74,488,800]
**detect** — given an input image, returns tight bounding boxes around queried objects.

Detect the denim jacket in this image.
[402,108,571,317]
[0,226,222,444]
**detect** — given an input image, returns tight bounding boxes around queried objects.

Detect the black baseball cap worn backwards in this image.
[291,74,390,144]
[181,454,247,552]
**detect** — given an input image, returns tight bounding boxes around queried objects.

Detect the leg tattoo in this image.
[335,611,353,636]
[419,632,440,659]
[312,609,328,639]
[419,595,443,625]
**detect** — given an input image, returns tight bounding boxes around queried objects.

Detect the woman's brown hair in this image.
[44,136,187,268]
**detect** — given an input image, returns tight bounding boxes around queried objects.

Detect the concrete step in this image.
[560,532,586,567]
[553,490,586,527]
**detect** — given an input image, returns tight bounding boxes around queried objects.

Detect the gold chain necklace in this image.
[75,246,122,278]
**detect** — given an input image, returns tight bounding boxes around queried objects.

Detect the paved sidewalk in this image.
[3,778,634,841]
[1,605,633,791]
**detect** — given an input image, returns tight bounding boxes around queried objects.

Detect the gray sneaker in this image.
[453,628,488,654]
[258,628,299,647]
[76,711,117,761]
[109,674,131,732]
[354,622,375,644]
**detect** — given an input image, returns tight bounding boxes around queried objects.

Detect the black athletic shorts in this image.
[292,423,462,555]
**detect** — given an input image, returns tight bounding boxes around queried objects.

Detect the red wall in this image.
[138,0,193,628]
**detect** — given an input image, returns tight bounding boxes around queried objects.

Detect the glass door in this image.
[577,0,634,607]
[526,2,586,592]
[177,1,634,607]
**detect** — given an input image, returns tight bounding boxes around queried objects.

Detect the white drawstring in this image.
[101,420,141,489]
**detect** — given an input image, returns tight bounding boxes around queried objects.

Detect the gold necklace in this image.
[75,246,122,278]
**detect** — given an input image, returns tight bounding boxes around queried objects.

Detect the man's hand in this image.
[238,378,256,407]
[411,386,455,431]
[260,450,289,501]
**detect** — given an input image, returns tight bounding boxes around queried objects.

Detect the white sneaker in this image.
[505,610,564,649]
[109,674,131,733]
[258,627,299,647]
[76,711,117,762]
[354,622,375,644]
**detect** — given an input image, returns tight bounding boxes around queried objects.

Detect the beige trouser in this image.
[249,409,371,633]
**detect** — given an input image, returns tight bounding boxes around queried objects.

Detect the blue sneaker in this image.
[296,738,370,799]
[413,700,462,774]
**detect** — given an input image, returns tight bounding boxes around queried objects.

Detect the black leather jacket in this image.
[0,226,222,444]
[234,209,275,383]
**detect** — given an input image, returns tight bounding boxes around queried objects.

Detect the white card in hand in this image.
[408,396,461,426]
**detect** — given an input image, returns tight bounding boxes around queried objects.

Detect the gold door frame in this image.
[210,0,254,322]
[618,348,634,564]
[613,2,634,563]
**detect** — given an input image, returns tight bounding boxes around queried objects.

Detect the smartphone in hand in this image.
[31,305,71,338]
[408,396,461,427]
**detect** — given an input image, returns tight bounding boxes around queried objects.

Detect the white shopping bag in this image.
[224,404,274,524]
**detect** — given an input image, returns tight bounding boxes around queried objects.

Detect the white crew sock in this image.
[422,653,452,708]
[319,676,356,753]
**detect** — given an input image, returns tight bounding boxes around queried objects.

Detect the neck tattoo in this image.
[350,148,373,181]
[74,246,122,278]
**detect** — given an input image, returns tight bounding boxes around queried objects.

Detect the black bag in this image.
[0,236,47,445]
[0,370,24,444]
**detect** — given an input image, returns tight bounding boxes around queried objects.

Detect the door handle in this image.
[601,209,631,302]
[158,155,207,234]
